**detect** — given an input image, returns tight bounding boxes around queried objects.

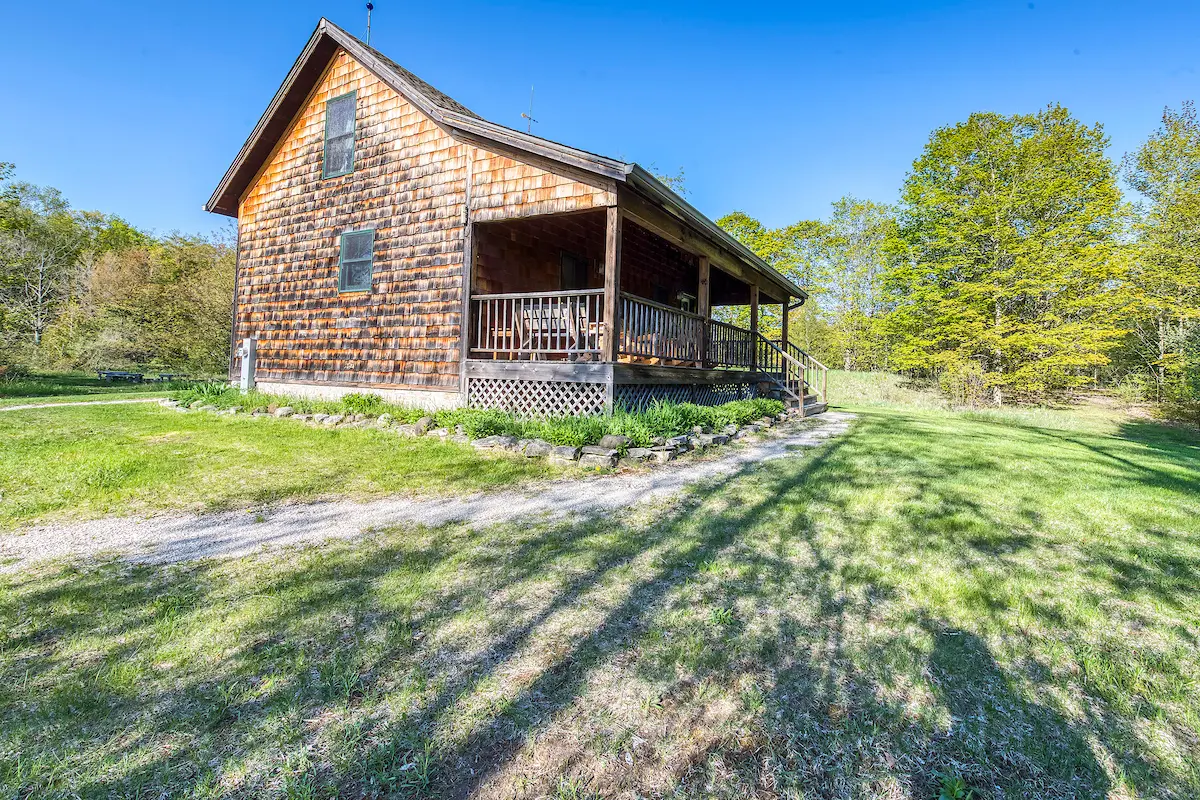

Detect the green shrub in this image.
[342,392,386,416]
[168,386,788,445]
[637,401,693,439]
[604,411,657,448]
[530,415,609,447]
[938,359,987,407]
[173,382,241,407]
[709,398,784,427]
[434,408,523,439]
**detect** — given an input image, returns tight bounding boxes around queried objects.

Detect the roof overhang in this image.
[206,18,807,302]
[206,17,481,217]
[623,165,806,302]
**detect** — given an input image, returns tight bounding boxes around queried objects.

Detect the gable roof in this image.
[206,18,806,301]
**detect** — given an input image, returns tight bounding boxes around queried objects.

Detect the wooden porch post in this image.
[697,255,710,364]
[603,206,622,363]
[749,283,759,372]
[458,145,476,397]
[458,220,475,395]
[780,295,790,350]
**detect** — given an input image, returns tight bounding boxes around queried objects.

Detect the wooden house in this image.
[206,18,827,416]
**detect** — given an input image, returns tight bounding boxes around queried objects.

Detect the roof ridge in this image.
[321,18,481,121]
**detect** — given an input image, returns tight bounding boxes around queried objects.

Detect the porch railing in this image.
[469,289,604,358]
[467,290,767,373]
[618,293,705,363]
[786,341,829,403]
[756,335,830,407]
[705,320,755,369]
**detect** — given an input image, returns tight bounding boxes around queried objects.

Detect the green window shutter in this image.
[323,91,356,178]
[338,229,375,292]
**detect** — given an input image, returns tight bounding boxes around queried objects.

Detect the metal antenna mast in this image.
[521,86,538,134]
[365,3,374,45]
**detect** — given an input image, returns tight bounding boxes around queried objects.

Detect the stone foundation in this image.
[250,380,461,411]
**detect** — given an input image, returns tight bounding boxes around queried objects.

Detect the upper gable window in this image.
[338,229,375,293]
[323,91,356,178]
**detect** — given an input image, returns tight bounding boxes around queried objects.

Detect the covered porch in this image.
[460,201,826,415]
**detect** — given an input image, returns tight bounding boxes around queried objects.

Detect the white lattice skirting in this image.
[614,383,756,412]
[467,377,759,416]
[467,377,608,416]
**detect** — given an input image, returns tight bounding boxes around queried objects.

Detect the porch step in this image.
[777,393,826,416]
[802,400,828,416]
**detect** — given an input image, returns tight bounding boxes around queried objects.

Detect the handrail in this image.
[784,341,830,373]
[467,290,815,387]
[785,340,829,404]
[757,333,829,411]
[706,319,755,369]
[618,291,705,320]
[473,289,603,300]
[619,293,705,363]
[469,290,604,357]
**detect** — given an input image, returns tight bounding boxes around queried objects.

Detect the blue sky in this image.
[1,0,1196,236]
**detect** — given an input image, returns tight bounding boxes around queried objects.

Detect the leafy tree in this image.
[716,212,828,348]
[42,236,235,373]
[886,105,1125,404]
[0,182,89,350]
[1119,102,1200,414]
[0,166,232,373]
[0,162,15,205]
[820,197,898,370]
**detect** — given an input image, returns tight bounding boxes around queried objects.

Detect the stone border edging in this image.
[159,398,812,470]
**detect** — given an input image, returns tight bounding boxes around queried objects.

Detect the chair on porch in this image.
[517,303,585,361]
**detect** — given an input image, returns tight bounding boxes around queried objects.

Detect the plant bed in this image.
[167,385,790,457]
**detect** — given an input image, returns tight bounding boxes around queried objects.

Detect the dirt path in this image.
[2,412,854,571]
[0,397,165,412]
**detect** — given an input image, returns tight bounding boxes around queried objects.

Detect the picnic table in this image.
[96,370,144,383]
[95,370,190,384]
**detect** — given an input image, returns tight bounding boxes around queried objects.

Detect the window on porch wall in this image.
[560,251,591,291]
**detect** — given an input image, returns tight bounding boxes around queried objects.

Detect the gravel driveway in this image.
[2,412,854,571]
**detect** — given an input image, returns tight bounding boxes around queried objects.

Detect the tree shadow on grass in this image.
[914,622,1108,800]
[2,411,1198,798]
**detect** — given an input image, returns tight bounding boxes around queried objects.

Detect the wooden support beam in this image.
[617,187,791,303]
[749,283,759,372]
[458,147,476,395]
[697,255,711,365]
[602,206,623,364]
[458,220,475,394]
[780,295,790,350]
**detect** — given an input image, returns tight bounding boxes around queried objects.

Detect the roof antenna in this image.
[365,3,374,45]
[521,86,538,134]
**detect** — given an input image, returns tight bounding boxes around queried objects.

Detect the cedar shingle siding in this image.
[234,49,611,391]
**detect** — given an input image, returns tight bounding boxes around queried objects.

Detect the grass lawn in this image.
[2,375,1199,798]
[0,371,175,408]
[0,403,556,527]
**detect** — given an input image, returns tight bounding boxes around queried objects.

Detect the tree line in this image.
[3,101,1197,416]
[0,163,235,376]
[717,102,1200,418]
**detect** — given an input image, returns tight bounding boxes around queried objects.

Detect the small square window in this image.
[338,229,374,292]
[323,92,356,178]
